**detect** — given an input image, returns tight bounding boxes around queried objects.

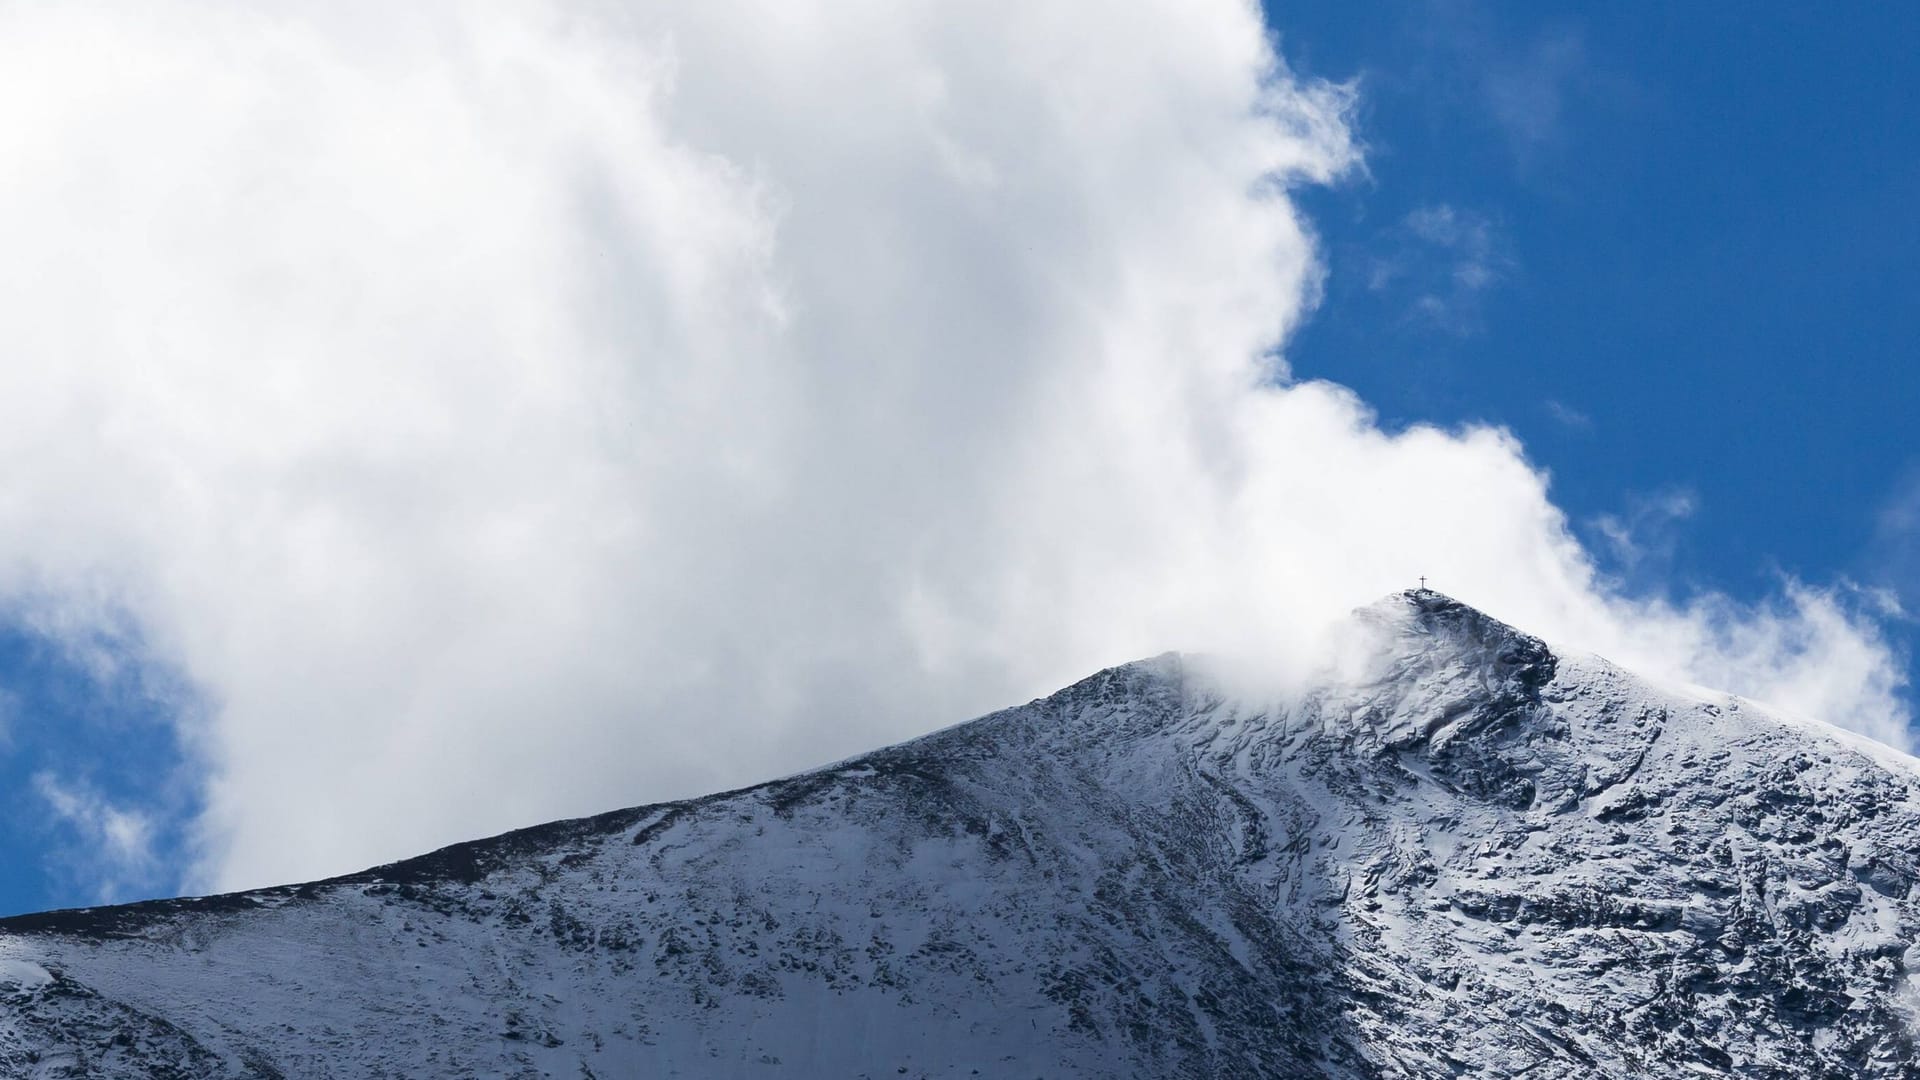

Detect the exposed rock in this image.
[0,592,1917,1077]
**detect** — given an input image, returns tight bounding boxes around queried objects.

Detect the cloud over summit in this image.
[0,0,1904,891]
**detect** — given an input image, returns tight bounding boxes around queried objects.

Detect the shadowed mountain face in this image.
[1,593,1918,1078]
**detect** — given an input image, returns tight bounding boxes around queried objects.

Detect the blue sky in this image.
[1271,1,1920,619]
[0,2,1912,917]
[0,621,195,915]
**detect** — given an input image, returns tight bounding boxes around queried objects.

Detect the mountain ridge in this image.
[1,592,1917,1077]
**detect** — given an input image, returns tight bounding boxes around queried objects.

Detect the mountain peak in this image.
[1341,589,1557,726]
[1362,587,1537,648]
[1,601,1917,1076]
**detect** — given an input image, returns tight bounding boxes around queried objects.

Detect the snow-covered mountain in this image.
[2,591,1918,1078]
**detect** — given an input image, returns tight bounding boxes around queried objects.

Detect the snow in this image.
[0,591,1916,1076]
[0,958,50,989]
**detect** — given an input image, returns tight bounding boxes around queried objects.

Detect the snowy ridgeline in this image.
[1,592,1918,1078]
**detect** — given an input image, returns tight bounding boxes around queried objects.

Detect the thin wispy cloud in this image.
[1403,3,1616,177]
[1865,465,1920,617]
[1543,399,1594,433]
[1591,488,1700,589]
[1478,29,1588,166]
[33,772,160,903]
[0,1,1903,894]
[1367,203,1512,334]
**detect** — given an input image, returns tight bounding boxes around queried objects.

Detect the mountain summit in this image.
[2,593,1917,1077]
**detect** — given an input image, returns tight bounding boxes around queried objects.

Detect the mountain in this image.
[1,591,1918,1078]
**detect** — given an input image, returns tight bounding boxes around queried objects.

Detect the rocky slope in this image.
[1,592,1917,1077]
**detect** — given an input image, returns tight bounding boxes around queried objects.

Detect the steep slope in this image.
[1,592,1917,1078]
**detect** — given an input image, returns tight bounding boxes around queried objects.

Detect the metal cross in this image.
[1419,575,1427,591]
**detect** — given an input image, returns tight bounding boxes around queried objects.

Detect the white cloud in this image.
[1591,487,1698,578]
[33,773,159,903]
[0,0,1905,892]
[1544,399,1594,432]
[1367,204,1510,333]
[1867,466,1920,613]
[1479,29,1588,163]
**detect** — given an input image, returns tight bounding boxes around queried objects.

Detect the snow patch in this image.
[0,958,51,988]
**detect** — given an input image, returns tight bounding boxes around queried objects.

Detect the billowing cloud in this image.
[0,0,1905,892]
